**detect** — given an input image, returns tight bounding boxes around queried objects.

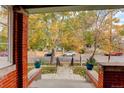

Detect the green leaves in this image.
[28,11,97,52]
[86,57,96,65]
[84,31,94,46]
[119,30,124,36]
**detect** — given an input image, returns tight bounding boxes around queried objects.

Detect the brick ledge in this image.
[86,70,98,87]
[0,65,16,79]
[28,68,41,86]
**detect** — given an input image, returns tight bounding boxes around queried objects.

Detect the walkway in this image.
[41,64,86,80]
[29,64,95,88]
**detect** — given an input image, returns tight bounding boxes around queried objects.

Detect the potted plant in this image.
[34,58,41,68]
[86,57,96,70]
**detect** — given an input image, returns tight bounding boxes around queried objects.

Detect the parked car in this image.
[0,52,8,57]
[104,52,123,56]
[63,51,77,56]
[44,52,52,56]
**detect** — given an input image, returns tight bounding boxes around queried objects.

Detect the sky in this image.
[114,11,124,25]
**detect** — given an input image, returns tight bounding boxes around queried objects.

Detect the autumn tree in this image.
[87,10,111,60]
[29,11,97,65]
[98,9,123,62]
[29,14,48,51]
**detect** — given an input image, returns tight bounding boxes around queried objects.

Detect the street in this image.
[28,54,124,63]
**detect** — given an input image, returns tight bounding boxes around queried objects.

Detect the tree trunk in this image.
[90,41,97,59]
[50,48,55,64]
[70,55,74,66]
[91,47,97,59]
[56,57,61,67]
[108,53,111,62]
[80,54,82,66]
[62,48,65,55]
[108,11,112,63]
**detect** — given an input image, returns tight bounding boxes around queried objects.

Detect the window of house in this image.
[0,6,13,68]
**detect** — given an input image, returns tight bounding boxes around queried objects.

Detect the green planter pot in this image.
[34,62,41,68]
[86,63,93,70]
[34,59,41,68]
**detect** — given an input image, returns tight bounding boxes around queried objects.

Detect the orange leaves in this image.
[50,22,58,32]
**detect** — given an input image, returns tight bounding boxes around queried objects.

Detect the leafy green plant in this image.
[73,67,86,76]
[86,57,96,65]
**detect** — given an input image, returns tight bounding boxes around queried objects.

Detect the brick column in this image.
[13,6,28,88]
[104,66,124,88]
[98,65,104,88]
[98,62,124,88]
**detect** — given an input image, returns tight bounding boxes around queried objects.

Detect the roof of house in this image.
[15,5,124,14]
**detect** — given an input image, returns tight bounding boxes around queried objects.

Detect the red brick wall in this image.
[13,7,28,88]
[87,65,124,88]
[0,67,17,88]
[97,65,104,88]
[103,66,124,88]
[0,6,38,88]
[0,71,17,88]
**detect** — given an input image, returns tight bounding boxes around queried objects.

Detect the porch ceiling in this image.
[20,5,124,14]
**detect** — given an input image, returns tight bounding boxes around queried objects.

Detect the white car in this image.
[63,51,77,56]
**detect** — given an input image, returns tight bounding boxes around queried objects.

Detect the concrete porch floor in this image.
[29,79,95,88]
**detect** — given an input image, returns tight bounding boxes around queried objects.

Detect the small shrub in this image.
[86,57,97,65]
[73,67,86,76]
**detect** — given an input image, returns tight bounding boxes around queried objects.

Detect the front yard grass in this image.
[73,66,86,76]
[41,66,57,74]
[28,63,57,74]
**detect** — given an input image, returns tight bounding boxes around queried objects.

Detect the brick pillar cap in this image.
[97,62,124,67]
